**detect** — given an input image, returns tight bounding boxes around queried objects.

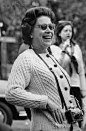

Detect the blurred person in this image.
[51,20,86,128]
[5,7,82,131]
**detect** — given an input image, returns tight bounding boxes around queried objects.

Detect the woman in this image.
[5,7,82,131]
[51,21,76,76]
[51,20,86,128]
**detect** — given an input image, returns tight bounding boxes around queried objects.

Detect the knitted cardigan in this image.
[6,49,75,131]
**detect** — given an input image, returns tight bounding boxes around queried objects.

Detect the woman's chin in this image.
[43,41,52,47]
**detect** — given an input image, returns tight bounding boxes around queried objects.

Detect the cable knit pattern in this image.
[6,49,73,131]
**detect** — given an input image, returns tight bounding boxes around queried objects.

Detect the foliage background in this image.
[0,0,86,69]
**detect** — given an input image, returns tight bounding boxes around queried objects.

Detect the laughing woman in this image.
[6,7,82,131]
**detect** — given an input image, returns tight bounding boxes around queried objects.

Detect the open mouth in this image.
[43,35,52,40]
[67,36,70,38]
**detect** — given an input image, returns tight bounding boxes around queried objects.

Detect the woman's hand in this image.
[47,99,58,112]
[62,39,70,50]
[61,39,72,57]
[46,99,65,124]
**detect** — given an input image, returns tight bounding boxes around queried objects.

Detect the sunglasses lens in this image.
[41,24,47,30]
[49,24,55,30]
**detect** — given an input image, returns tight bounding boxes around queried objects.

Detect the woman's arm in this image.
[5,53,48,109]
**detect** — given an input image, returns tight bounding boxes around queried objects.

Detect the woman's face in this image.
[59,25,72,42]
[32,16,55,51]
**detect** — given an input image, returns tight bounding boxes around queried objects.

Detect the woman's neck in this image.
[61,40,67,44]
[31,46,49,54]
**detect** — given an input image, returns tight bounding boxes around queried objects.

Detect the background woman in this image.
[51,20,86,128]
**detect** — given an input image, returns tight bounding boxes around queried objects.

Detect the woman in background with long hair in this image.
[51,20,86,128]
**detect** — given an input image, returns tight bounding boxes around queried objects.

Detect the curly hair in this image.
[21,6,55,46]
[55,20,75,46]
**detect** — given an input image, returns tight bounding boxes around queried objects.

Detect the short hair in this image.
[21,6,55,46]
[55,20,75,45]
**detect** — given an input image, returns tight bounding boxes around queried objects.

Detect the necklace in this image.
[31,47,70,84]
[36,50,58,69]
[31,45,57,68]
[33,48,70,81]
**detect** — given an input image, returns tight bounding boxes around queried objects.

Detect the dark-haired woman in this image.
[6,7,82,131]
[51,20,86,128]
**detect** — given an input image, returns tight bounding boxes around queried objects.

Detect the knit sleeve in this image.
[5,53,48,109]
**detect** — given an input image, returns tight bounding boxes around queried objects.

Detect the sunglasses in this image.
[36,24,55,31]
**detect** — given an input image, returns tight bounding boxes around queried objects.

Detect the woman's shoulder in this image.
[19,48,34,57]
[74,43,82,52]
[18,43,29,55]
[17,49,35,63]
[73,43,83,60]
[72,40,80,49]
[13,49,34,68]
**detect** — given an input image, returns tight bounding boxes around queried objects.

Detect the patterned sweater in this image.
[6,49,75,131]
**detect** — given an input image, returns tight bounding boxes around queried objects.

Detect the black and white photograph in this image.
[0,0,86,131]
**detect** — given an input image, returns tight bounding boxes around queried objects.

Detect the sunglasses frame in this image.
[36,23,55,31]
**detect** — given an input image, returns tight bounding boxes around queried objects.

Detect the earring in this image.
[30,34,33,38]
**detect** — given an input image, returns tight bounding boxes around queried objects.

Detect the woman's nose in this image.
[46,27,51,31]
[67,30,71,34]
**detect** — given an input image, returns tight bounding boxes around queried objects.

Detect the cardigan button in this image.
[49,67,52,71]
[60,75,63,78]
[54,64,57,67]
[64,87,68,91]
[69,100,72,103]
[46,54,50,57]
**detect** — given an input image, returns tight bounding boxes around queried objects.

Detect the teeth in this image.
[46,37,51,38]
[43,36,51,39]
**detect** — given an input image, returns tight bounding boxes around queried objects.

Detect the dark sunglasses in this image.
[36,24,55,31]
